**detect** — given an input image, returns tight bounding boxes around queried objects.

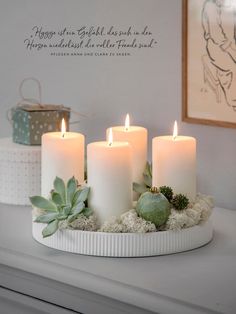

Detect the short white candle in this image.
[41,119,84,197]
[152,121,196,201]
[87,128,132,224]
[108,114,147,199]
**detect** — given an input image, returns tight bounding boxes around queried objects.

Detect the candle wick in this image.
[109,142,112,146]
[62,133,65,138]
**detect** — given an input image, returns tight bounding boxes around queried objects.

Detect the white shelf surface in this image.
[0,203,236,314]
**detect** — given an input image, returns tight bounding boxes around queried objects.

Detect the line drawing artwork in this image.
[201,0,236,111]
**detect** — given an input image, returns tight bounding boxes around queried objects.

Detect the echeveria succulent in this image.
[30,176,91,238]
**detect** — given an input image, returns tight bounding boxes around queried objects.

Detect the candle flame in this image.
[125,113,130,131]
[108,128,113,146]
[61,118,66,138]
[173,120,178,140]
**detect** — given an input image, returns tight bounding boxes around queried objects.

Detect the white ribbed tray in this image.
[32,220,213,257]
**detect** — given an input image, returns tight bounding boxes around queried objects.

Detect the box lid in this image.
[0,138,41,163]
[16,104,70,112]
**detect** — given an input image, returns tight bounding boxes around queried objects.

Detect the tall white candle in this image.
[108,114,147,199]
[41,119,84,197]
[87,129,132,224]
[152,121,196,200]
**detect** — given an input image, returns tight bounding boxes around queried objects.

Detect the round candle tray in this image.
[32,219,213,257]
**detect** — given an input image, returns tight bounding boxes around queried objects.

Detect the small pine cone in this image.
[172,194,189,211]
[159,186,173,202]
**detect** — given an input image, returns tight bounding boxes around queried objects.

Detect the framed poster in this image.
[182,0,236,128]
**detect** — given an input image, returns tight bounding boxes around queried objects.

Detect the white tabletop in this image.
[0,203,235,314]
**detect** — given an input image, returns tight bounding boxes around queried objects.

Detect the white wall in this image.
[0,0,235,209]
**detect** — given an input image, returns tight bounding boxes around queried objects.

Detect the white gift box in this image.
[0,138,41,205]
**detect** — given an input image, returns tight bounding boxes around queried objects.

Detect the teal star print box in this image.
[12,104,70,145]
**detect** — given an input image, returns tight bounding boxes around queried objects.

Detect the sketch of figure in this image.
[201,0,236,110]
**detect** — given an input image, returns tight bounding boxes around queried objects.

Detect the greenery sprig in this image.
[133,162,190,210]
[133,163,174,202]
[133,162,152,194]
[30,176,91,238]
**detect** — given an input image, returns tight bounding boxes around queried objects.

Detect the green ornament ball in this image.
[136,187,171,227]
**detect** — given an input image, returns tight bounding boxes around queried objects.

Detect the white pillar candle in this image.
[41,119,84,197]
[87,129,132,224]
[152,121,196,201]
[107,114,147,199]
